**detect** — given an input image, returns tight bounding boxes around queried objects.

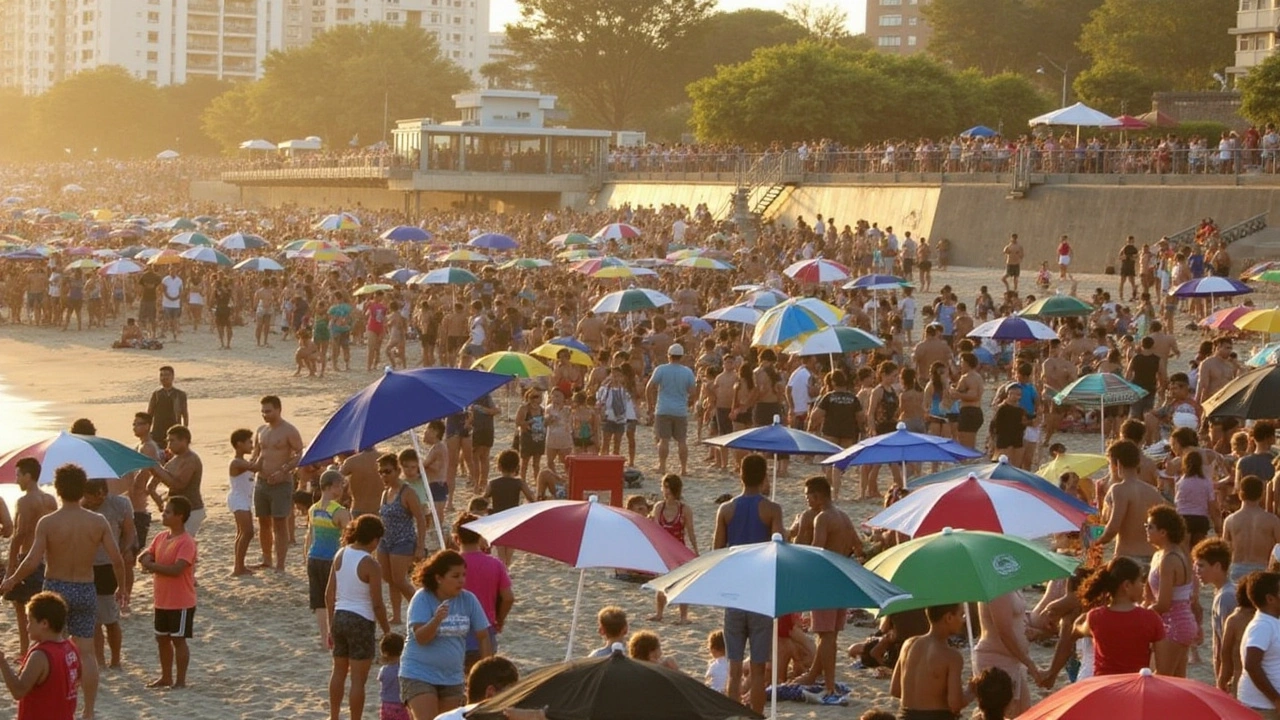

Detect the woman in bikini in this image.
[1144,505,1199,678]
[648,474,698,624]
[569,391,598,456]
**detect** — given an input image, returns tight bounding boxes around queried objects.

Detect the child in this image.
[704,629,728,693]
[139,496,198,689]
[378,633,409,720]
[891,603,970,718]
[1073,556,1164,675]
[1192,538,1236,686]
[1036,261,1052,292]
[972,666,1014,720]
[627,630,678,671]
[482,450,534,566]
[304,470,350,650]
[570,391,598,455]
[295,327,318,376]
[227,429,257,577]
[0,591,82,720]
[587,606,628,658]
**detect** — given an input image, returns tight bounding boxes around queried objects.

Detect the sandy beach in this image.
[0,265,1239,719]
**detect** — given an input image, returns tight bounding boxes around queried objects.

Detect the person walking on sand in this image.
[306,471,350,650]
[6,457,55,655]
[146,366,188,448]
[0,463,127,720]
[138,496,197,689]
[646,344,697,477]
[252,395,303,572]
[326,514,391,720]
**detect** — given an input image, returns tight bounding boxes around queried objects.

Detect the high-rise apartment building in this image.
[1227,0,1279,84]
[1,0,491,94]
[865,0,932,55]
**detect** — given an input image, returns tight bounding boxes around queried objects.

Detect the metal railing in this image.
[1167,212,1268,248]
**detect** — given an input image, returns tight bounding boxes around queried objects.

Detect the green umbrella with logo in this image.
[865,527,1078,671]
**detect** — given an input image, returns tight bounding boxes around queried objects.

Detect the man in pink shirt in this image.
[453,515,514,673]
[138,496,197,689]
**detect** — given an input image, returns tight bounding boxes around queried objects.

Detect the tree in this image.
[0,89,36,161]
[156,77,234,156]
[504,0,717,130]
[923,0,1102,76]
[1240,54,1280,129]
[33,66,163,158]
[784,0,851,44]
[1077,0,1234,91]
[1072,63,1163,116]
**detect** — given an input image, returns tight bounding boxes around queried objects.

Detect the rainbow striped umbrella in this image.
[281,238,338,253]
[433,248,492,263]
[675,256,734,271]
[751,298,836,347]
[295,248,352,263]
[548,232,594,248]
[471,351,552,378]
[315,212,361,231]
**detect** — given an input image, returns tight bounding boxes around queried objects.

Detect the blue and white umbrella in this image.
[739,288,790,309]
[380,225,433,243]
[468,233,519,251]
[1169,276,1252,298]
[1247,342,1280,368]
[381,267,420,284]
[680,316,714,335]
[218,232,269,251]
[704,418,843,500]
[1053,373,1148,451]
[702,304,764,326]
[843,273,908,291]
[823,422,983,471]
[967,316,1058,341]
[751,297,844,347]
[960,125,998,138]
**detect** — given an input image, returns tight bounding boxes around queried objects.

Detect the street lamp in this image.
[1037,55,1069,107]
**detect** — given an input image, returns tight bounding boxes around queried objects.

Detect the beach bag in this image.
[623,468,643,488]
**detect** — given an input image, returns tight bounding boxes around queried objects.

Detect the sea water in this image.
[0,379,61,511]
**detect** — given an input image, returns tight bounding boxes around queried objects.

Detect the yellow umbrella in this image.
[86,209,115,221]
[530,342,594,367]
[1036,453,1108,482]
[1238,307,1280,334]
[148,249,184,266]
[471,351,553,378]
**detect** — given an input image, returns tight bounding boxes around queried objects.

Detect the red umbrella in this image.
[864,474,1088,539]
[1200,304,1256,331]
[1020,668,1258,720]
[1137,109,1179,128]
[463,498,696,661]
[1108,114,1150,131]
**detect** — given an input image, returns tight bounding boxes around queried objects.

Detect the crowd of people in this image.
[5,153,1280,720]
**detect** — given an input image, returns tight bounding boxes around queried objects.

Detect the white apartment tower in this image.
[1,0,491,94]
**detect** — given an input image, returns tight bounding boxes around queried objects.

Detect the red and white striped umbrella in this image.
[464,498,695,660]
[592,222,642,241]
[865,474,1087,539]
[783,258,851,284]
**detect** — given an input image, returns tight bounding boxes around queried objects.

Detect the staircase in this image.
[1007,147,1032,199]
[733,152,802,221]
[1167,212,1268,247]
[753,184,787,216]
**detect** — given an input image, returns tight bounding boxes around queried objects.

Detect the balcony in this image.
[187,19,218,32]
[225,2,257,15]
[1234,7,1280,32]
[224,21,256,35]
[187,38,218,50]
[223,42,256,54]
[188,1,220,14]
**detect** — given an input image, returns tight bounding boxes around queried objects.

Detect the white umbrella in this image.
[702,304,764,326]
[238,139,276,151]
[1029,102,1124,128]
[156,149,180,160]
[101,258,144,275]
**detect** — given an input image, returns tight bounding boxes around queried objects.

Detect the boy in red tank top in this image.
[0,591,82,720]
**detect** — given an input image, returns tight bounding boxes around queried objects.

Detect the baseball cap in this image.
[668,343,685,356]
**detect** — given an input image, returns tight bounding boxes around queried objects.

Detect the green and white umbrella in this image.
[177,246,233,266]
[591,288,673,314]
[1018,293,1093,318]
[782,325,884,356]
[496,258,553,270]
[407,267,480,286]
[0,431,156,484]
[1053,373,1148,451]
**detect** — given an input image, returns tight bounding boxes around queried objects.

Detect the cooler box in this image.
[566,455,626,506]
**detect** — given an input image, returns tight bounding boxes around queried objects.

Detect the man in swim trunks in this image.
[891,603,972,720]
[0,463,127,720]
[252,395,303,572]
[951,352,984,450]
[1096,439,1165,569]
[5,457,53,654]
[1001,234,1024,293]
[1224,475,1280,585]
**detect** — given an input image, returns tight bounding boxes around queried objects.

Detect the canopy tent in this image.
[1137,109,1179,128]
[1108,115,1150,131]
[1030,102,1123,143]
[278,137,322,152]
[238,139,276,151]
[155,149,180,159]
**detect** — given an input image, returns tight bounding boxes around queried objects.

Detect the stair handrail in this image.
[1167,212,1268,248]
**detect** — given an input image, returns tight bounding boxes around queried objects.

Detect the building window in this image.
[878,36,902,47]
[148,30,158,42]
[387,11,399,20]
[147,70,157,81]
[909,16,918,25]
[879,0,902,5]
[1240,0,1252,9]
[879,15,902,26]
[147,11,159,22]
[147,50,158,61]
[908,35,917,46]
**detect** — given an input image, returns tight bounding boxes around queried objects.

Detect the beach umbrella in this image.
[108,227,146,240]
[217,232,268,251]
[1053,373,1147,451]
[463,497,696,661]
[1169,276,1252,299]
[233,257,284,272]
[433,248,492,264]
[470,352,552,378]
[783,258,851,284]
[168,232,213,247]
[1109,114,1150,130]
[967,316,1059,341]
[0,431,156,484]
[547,336,591,353]
[92,249,120,259]
[548,232,594,248]
[1019,667,1257,720]
[407,267,479,286]
[570,256,628,275]
[644,534,909,719]
[591,288,673,314]
[1018,294,1093,318]
[844,273,908,291]
[666,247,708,261]
[1247,341,1280,368]
[865,474,1088,539]
[239,138,276,151]
[468,651,763,720]
[781,325,883,356]
[703,418,842,500]
[178,246,233,267]
[155,217,197,231]
[680,316,714,336]
[1137,109,1179,128]
[56,211,81,222]
[298,367,511,548]
[314,212,361,231]
[1200,305,1257,331]
[156,149,180,160]
[148,249,184,266]
[1,197,22,206]
[64,258,102,271]
[594,265,656,279]
[1202,364,1280,420]
[86,209,115,221]
[751,297,844,347]
[1243,261,1280,280]
[295,248,352,264]
[823,422,983,486]
[592,222,642,241]
[703,304,763,326]
[280,238,337,253]
[530,342,594,367]
[865,528,1078,668]
[380,268,419,284]
[496,258,552,270]
[468,233,518,251]
[739,288,789,309]
[100,258,144,276]
[1237,307,1280,333]
[352,283,394,297]
[1029,102,1123,143]
[556,247,602,261]
[960,125,998,138]
[908,457,1095,516]
[674,256,734,271]
[380,225,433,243]
[1037,453,1108,483]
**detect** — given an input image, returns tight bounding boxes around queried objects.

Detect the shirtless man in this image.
[1039,339,1077,451]
[891,603,972,720]
[124,411,161,605]
[1096,439,1166,566]
[1120,419,1161,488]
[1001,234,1024,292]
[340,447,384,517]
[1223,476,1280,586]
[251,395,303,571]
[576,311,603,351]
[952,352,985,450]
[253,278,277,347]
[912,324,952,381]
[0,463,126,720]
[1197,337,1237,404]
[5,458,50,654]
[711,355,739,470]
[443,302,469,358]
[1146,320,1181,377]
[790,476,861,700]
[148,425,205,536]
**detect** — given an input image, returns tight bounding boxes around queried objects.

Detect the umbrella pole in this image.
[1099,399,1106,454]
[565,567,587,662]
[771,452,778,501]
[964,602,978,677]
[409,430,447,551]
[771,616,779,720]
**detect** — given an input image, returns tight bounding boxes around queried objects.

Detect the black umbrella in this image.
[465,650,763,720]
[1203,364,1280,419]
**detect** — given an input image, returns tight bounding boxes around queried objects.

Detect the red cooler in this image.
[565,455,625,506]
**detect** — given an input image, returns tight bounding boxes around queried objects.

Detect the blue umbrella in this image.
[822,422,983,487]
[380,225,433,243]
[681,316,714,335]
[1247,341,1280,368]
[1053,373,1147,452]
[298,367,510,548]
[1169,276,1252,298]
[703,418,843,500]
[843,274,908,291]
[548,336,591,355]
[967,316,1058,341]
[961,125,997,138]
[382,267,420,284]
[907,456,1095,515]
[469,233,519,251]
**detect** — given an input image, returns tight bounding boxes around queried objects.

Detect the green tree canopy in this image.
[504,0,716,130]
[924,0,1101,77]
[156,76,234,156]
[32,66,163,158]
[1240,54,1280,129]
[1077,0,1234,91]
[201,23,468,153]
[1072,63,1163,116]
[0,88,36,161]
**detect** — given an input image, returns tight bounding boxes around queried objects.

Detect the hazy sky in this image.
[488,0,868,34]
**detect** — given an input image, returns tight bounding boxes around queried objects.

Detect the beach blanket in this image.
[112,338,164,350]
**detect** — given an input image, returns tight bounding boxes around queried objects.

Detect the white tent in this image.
[156,149,180,160]
[1029,102,1122,128]
[277,137,322,151]
[238,138,276,151]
